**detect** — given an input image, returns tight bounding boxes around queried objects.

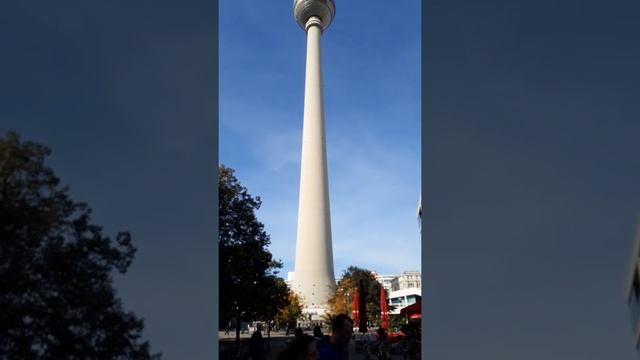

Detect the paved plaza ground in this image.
[219,330,409,360]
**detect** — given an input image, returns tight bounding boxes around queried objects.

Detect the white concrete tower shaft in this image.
[292,0,336,311]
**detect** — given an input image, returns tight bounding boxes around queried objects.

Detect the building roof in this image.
[400,270,420,275]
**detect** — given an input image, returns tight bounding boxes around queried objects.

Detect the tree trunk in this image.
[235,314,241,359]
[266,322,271,353]
[359,280,368,333]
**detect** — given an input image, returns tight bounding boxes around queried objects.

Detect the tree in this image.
[261,277,292,324]
[256,276,290,353]
[0,131,152,359]
[218,165,289,346]
[327,266,384,327]
[274,290,303,329]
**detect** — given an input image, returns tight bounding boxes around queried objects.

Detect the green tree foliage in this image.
[261,277,291,325]
[328,266,384,325]
[0,131,151,359]
[218,165,289,334]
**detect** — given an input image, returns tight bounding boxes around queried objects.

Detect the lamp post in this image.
[344,290,349,314]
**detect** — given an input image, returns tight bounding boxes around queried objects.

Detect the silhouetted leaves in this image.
[0,131,151,359]
[218,165,289,329]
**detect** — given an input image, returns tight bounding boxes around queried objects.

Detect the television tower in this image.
[291,0,336,314]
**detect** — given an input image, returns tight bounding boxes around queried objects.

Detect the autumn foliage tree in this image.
[274,291,303,329]
[0,131,152,359]
[328,266,385,327]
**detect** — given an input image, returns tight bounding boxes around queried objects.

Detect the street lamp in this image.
[344,290,349,314]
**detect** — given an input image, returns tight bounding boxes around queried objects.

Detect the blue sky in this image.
[220,1,422,279]
[3,0,640,359]
[423,0,640,358]
[0,1,216,358]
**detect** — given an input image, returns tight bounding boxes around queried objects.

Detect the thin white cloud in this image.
[252,130,301,171]
[252,122,421,276]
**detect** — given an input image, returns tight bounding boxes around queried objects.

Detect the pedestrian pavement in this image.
[218,330,407,360]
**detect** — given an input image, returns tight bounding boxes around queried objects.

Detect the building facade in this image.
[374,271,422,315]
[388,288,421,315]
[391,271,422,291]
[287,270,422,318]
[374,274,396,295]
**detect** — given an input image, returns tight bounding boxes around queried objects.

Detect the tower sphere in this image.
[293,0,335,31]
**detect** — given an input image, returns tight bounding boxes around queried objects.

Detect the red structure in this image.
[399,297,422,322]
[379,287,389,330]
[352,288,359,326]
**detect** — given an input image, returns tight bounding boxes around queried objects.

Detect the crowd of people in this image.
[231,313,420,360]
[277,314,353,360]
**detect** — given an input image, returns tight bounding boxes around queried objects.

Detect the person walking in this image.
[318,314,353,360]
[249,329,265,360]
[277,334,319,360]
[225,320,232,335]
[313,324,323,339]
[375,327,390,360]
